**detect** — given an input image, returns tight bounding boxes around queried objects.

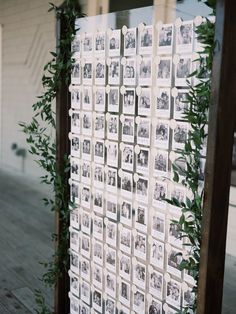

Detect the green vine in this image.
[20,1,83,313]
[168,1,216,313]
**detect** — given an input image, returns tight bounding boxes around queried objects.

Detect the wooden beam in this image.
[197,0,236,313]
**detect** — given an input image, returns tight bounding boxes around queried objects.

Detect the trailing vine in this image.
[20,1,83,313]
[168,1,216,313]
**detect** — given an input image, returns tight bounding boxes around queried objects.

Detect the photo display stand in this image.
[68,4,212,314]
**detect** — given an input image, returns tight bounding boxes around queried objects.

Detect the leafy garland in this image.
[20,1,83,313]
[168,1,216,313]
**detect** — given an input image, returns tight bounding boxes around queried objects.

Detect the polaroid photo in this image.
[71,88,81,110]
[156,88,171,118]
[108,58,120,85]
[71,135,80,158]
[166,279,181,309]
[157,23,174,55]
[70,272,80,297]
[156,57,172,87]
[169,221,183,249]
[81,256,91,282]
[71,62,81,85]
[94,31,106,57]
[71,181,80,204]
[105,272,117,298]
[106,220,117,247]
[93,215,103,241]
[119,280,131,307]
[107,114,119,141]
[174,89,189,120]
[105,297,116,314]
[152,211,165,241]
[83,60,93,85]
[123,58,136,85]
[123,88,136,115]
[120,200,132,227]
[83,33,93,56]
[121,144,134,172]
[148,297,162,314]
[82,86,93,111]
[176,20,194,54]
[81,233,90,258]
[94,114,105,138]
[106,167,117,193]
[138,88,151,116]
[124,28,137,56]
[93,189,104,215]
[119,255,131,281]
[183,287,195,309]
[193,54,211,85]
[93,240,103,266]
[95,87,106,112]
[154,120,169,149]
[137,118,151,146]
[72,34,81,57]
[172,122,189,150]
[106,193,118,221]
[70,294,79,314]
[93,264,103,290]
[81,279,91,305]
[94,140,105,164]
[105,245,117,273]
[70,250,80,275]
[121,171,133,199]
[136,176,149,204]
[154,150,169,177]
[81,161,91,185]
[175,55,192,86]
[70,207,80,230]
[153,179,167,210]
[81,210,91,235]
[171,153,186,180]
[149,269,163,300]
[133,289,145,314]
[167,247,182,278]
[169,184,186,215]
[109,29,121,57]
[95,59,106,85]
[199,158,206,181]
[71,111,80,134]
[150,239,164,270]
[93,290,103,313]
[81,184,91,209]
[122,116,135,143]
[135,204,147,233]
[108,87,120,113]
[136,147,149,175]
[71,157,80,182]
[133,262,146,290]
[82,111,92,136]
[70,228,79,252]
[139,25,153,55]
[119,227,132,255]
[139,57,152,86]
[107,141,118,168]
[80,301,91,314]
[134,232,147,260]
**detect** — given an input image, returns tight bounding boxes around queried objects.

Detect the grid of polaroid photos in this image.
[69,17,207,314]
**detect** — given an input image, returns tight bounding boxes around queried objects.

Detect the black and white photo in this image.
[153,179,167,210]
[136,177,149,203]
[95,59,106,85]
[137,118,151,146]
[120,200,132,227]
[70,294,79,314]
[152,211,165,241]
[93,189,104,214]
[82,86,92,111]
[123,58,136,85]
[123,88,135,115]
[70,273,79,297]
[108,58,120,85]
[124,28,136,56]
[122,116,134,143]
[82,111,92,136]
[109,29,121,57]
[139,25,153,54]
[94,31,106,57]
[138,88,151,116]
[70,251,79,275]
[133,262,146,290]
[70,208,80,230]
[81,256,91,281]
[156,88,171,118]
[81,184,91,209]
[93,215,103,241]
[83,33,93,55]
[108,87,120,113]
[121,171,133,199]
[70,228,79,252]
[93,240,103,265]
[139,57,152,86]
[169,221,183,248]
[81,160,91,184]
[107,114,119,141]
[105,272,117,298]
[154,121,169,149]
[71,63,81,85]
[94,140,105,164]
[119,255,131,281]
[93,264,103,289]
[156,57,172,86]
[119,227,131,254]
[71,111,80,134]
[81,233,90,258]
[106,167,117,193]
[71,181,80,204]
[71,136,80,158]
[121,144,134,172]
[166,279,181,309]
[148,298,162,314]
[105,298,116,314]
[167,247,182,278]
[157,23,173,54]
[150,239,164,269]
[106,194,118,220]
[81,280,90,305]
[149,270,163,299]
[107,141,118,168]
[135,205,147,233]
[81,210,91,234]
[175,56,192,86]
[71,88,81,109]
[80,302,90,314]
[183,287,195,308]
[83,60,93,85]
[176,21,193,53]
[133,289,145,314]
[136,148,149,174]
[174,90,189,120]
[105,246,117,272]
[134,232,146,260]
[93,290,102,312]
[94,114,105,138]
[154,150,168,176]
[95,87,105,112]
[172,122,188,149]
[72,34,81,57]
[119,280,130,307]
[71,157,80,181]
[169,184,186,215]
[106,220,117,247]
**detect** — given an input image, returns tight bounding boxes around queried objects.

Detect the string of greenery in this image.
[168,1,216,313]
[20,1,83,313]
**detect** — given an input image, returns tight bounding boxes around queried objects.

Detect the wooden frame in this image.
[197,0,236,313]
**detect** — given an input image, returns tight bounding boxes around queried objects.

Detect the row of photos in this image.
[69,17,207,314]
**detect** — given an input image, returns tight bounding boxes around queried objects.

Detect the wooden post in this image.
[197,0,236,313]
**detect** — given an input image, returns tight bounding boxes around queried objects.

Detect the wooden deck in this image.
[0,168,54,313]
